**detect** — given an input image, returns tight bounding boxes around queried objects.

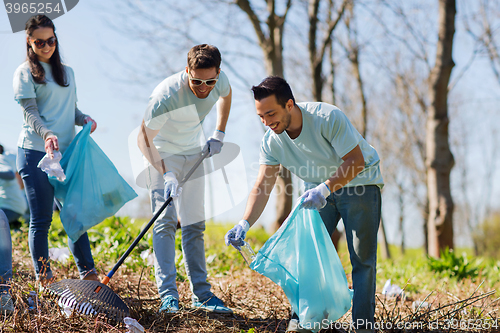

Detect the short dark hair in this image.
[187,44,221,71]
[251,76,295,108]
[0,144,3,155]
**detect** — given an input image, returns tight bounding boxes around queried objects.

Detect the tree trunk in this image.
[398,183,405,254]
[330,42,336,105]
[426,0,456,258]
[309,0,347,102]
[379,216,391,260]
[236,0,293,230]
[350,50,368,138]
[423,198,429,255]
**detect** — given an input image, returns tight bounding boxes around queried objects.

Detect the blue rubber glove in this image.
[204,130,224,157]
[299,183,331,210]
[224,220,250,249]
[163,171,181,200]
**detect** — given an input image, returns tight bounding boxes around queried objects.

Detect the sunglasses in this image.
[30,36,57,49]
[188,72,219,86]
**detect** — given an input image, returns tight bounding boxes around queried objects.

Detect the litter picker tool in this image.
[46,151,208,322]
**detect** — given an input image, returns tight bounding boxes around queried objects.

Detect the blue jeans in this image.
[0,210,12,293]
[307,184,381,330]
[17,148,96,280]
[146,153,212,302]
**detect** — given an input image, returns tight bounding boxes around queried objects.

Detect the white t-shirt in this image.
[0,152,27,215]
[260,102,384,187]
[143,70,231,155]
[13,61,77,153]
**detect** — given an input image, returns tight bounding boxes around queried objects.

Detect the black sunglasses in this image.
[30,36,57,49]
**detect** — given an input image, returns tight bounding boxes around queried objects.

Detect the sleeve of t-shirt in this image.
[19,98,53,140]
[259,133,280,165]
[143,95,170,130]
[67,66,78,102]
[217,71,231,98]
[322,107,360,158]
[74,105,87,126]
[13,65,36,100]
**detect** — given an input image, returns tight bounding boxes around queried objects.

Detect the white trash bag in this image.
[37,151,66,181]
[124,317,145,333]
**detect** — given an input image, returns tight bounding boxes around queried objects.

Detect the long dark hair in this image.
[25,15,68,87]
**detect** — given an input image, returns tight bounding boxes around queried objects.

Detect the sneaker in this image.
[159,295,179,313]
[192,295,233,314]
[0,293,14,314]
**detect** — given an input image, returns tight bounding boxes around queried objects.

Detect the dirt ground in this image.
[2,243,499,332]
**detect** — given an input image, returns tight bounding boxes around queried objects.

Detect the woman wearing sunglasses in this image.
[13,15,98,285]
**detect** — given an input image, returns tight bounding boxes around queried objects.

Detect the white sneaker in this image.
[0,293,14,314]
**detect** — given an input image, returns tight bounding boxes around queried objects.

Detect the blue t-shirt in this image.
[0,152,27,215]
[13,61,77,153]
[143,70,231,155]
[259,102,384,187]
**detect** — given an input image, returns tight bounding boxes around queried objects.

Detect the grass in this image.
[2,214,500,332]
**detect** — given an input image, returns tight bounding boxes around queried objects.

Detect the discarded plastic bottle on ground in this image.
[28,290,37,310]
[238,241,256,266]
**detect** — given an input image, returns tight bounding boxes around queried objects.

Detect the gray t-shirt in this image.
[260,102,384,187]
[0,152,27,215]
[13,61,77,153]
[143,70,230,155]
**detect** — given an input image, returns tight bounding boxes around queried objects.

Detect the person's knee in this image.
[181,221,205,240]
[29,217,52,233]
[351,233,377,261]
[154,218,178,236]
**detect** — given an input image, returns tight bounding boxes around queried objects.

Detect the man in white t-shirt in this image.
[225,76,383,333]
[137,44,232,314]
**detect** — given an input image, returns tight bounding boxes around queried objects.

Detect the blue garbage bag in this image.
[49,123,137,242]
[250,199,353,332]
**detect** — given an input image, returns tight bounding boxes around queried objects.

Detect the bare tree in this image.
[361,0,460,255]
[336,1,392,257]
[308,0,348,102]
[463,0,500,86]
[341,1,367,138]
[235,0,294,231]
[426,0,456,257]
[236,0,292,77]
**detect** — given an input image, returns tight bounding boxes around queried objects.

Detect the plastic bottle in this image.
[238,241,256,266]
[28,290,37,310]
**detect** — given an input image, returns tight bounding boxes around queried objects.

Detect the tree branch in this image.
[319,0,349,62]
[236,0,268,48]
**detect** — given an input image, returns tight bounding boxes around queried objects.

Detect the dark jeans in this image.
[17,148,96,280]
[304,183,381,330]
[319,185,381,330]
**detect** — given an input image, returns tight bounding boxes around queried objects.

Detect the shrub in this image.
[473,213,500,259]
[427,248,479,280]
